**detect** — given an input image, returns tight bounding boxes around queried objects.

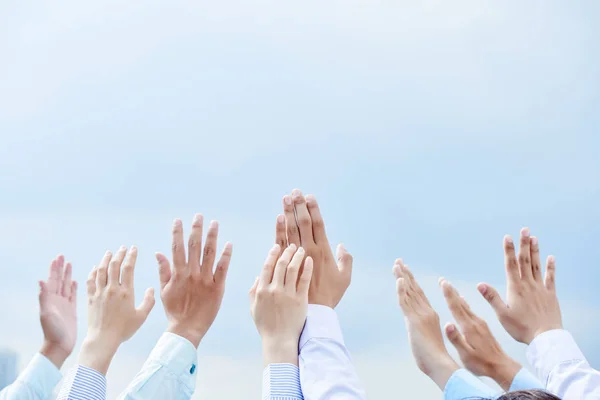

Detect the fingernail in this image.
[193,214,203,223]
[284,195,292,205]
[289,243,297,250]
[174,219,182,227]
[306,194,315,203]
[210,220,218,228]
[297,247,304,253]
[130,245,137,252]
[120,245,127,251]
[292,189,302,198]
[548,255,555,263]
[447,324,455,333]
[478,284,487,294]
[277,215,285,224]
[505,236,513,244]
[522,227,530,238]
[531,237,538,246]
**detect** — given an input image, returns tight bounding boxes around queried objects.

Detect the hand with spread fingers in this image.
[392,259,459,390]
[478,228,562,344]
[156,215,233,348]
[277,189,352,309]
[80,246,155,375]
[249,244,313,366]
[440,278,521,391]
[39,255,78,369]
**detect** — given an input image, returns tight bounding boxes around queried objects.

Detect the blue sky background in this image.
[1,0,599,398]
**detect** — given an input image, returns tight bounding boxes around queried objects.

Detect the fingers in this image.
[96,251,112,289]
[292,189,314,245]
[440,279,471,325]
[275,214,287,249]
[136,287,155,321]
[121,246,138,288]
[259,244,281,288]
[395,277,409,312]
[87,267,98,296]
[477,283,507,316]
[445,323,473,353]
[47,258,59,294]
[200,221,219,278]
[337,244,353,279]
[156,253,172,290]
[213,242,233,284]
[272,244,297,287]
[188,214,204,273]
[530,236,542,282]
[172,219,187,275]
[544,255,556,291]
[503,235,520,287]
[108,246,127,286]
[283,195,300,246]
[297,256,313,295]
[392,259,403,279]
[285,247,306,290]
[306,195,328,244]
[39,280,49,299]
[55,255,65,295]
[62,262,73,298]
[248,276,259,301]
[518,227,533,281]
[70,281,78,304]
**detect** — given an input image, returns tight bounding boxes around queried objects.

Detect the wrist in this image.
[262,337,299,367]
[167,323,204,348]
[40,341,70,370]
[529,325,563,344]
[77,336,120,376]
[429,356,460,391]
[488,356,521,391]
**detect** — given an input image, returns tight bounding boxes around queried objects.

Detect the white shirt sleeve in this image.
[0,354,62,400]
[526,329,600,398]
[298,305,367,400]
[116,332,198,400]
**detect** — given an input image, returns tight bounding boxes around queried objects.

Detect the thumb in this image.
[444,323,470,354]
[156,253,172,290]
[336,244,353,278]
[477,283,507,316]
[136,288,156,321]
[248,276,259,302]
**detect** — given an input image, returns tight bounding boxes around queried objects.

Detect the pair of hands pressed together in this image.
[394,227,563,391]
[78,214,232,375]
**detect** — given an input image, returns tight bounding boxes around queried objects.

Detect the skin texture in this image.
[393,259,459,391]
[156,215,233,348]
[39,255,78,369]
[478,228,562,345]
[249,244,313,367]
[277,189,352,308]
[80,246,155,375]
[440,278,521,391]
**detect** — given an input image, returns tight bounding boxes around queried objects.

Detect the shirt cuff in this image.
[443,369,497,400]
[262,364,303,400]
[526,329,586,385]
[147,332,198,391]
[509,368,544,391]
[299,305,344,350]
[57,365,107,400]
[15,353,62,398]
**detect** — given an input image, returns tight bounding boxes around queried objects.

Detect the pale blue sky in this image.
[1,1,599,398]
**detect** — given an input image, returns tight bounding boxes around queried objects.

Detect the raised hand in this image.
[393,259,459,390]
[39,255,78,369]
[250,244,313,366]
[478,228,562,344]
[156,215,233,348]
[440,278,521,390]
[79,246,155,375]
[277,189,352,308]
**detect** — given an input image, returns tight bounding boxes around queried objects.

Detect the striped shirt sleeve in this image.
[262,363,303,400]
[56,365,107,400]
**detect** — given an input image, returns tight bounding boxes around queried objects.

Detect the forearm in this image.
[78,337,119,376]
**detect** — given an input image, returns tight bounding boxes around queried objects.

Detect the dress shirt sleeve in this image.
[0,353,62,400]
[443,369,497,400]
[526,329,600,398]
[508,368,544,392]
[56,365,106,400]
[262,364,303,400]
[298,305,367,400]
[116,332,198,400]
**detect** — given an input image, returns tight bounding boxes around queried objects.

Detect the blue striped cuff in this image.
[262,363,303,400]
[57,365,107,400]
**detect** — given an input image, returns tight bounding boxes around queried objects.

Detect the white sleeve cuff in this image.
[526,329,586,385]
[148,332,198,391]
[16,353,62,398]
[299,305,344,350]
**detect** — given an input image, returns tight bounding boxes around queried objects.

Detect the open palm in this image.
[39,256,78,356]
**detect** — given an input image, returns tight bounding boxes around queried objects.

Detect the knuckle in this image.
[298,215,311,227]
[312,217,324,229]
[188,238,201,250]
[519,254,531,265]
[287,225,299,237]
[203,246,215,258]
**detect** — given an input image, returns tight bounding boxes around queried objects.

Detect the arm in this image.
[1,256,77,400]
[57,246,155,399]
[250,243,313,400]
[117,215,232,400]
[279,190,366,399]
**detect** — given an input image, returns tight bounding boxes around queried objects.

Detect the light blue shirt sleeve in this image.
[0,353,62,400]
[298,305,367,400]
[56,365,107,400]
[443,369,496,400]
[262,364,303,400]
[116,332,197,400]
[508,368,544,392]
